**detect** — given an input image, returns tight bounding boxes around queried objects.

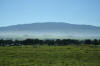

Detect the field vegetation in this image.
[0,45,100,66]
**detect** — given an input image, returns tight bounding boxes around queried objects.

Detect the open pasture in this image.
[0,45,100,66]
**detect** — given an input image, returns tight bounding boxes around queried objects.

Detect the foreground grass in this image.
[0,45,100,66]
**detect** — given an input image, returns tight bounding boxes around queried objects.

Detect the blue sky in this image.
[0,0,100,27]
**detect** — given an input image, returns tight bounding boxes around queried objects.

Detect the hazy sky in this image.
[0,0,100,27]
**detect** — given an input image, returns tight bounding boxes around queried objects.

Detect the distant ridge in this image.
[0,22,99,28]
[0,22,100,39]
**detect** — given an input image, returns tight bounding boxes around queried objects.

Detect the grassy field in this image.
[0,45,100,66]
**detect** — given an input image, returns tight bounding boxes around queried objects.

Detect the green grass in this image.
[0,45,100,66]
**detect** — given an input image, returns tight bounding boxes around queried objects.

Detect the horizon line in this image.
[0,22,100,27]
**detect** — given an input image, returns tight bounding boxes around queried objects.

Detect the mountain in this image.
[0,22,100,39]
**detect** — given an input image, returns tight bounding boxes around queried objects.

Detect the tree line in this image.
[0,39,100,46]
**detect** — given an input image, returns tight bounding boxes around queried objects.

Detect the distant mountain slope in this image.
[0,22,100,39]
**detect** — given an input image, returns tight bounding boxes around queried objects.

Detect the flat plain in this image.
[0,45,100,66]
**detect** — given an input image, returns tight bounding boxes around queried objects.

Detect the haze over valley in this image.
[0,22,100,40]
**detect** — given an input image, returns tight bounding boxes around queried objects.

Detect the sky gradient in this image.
[0,0,100,27]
